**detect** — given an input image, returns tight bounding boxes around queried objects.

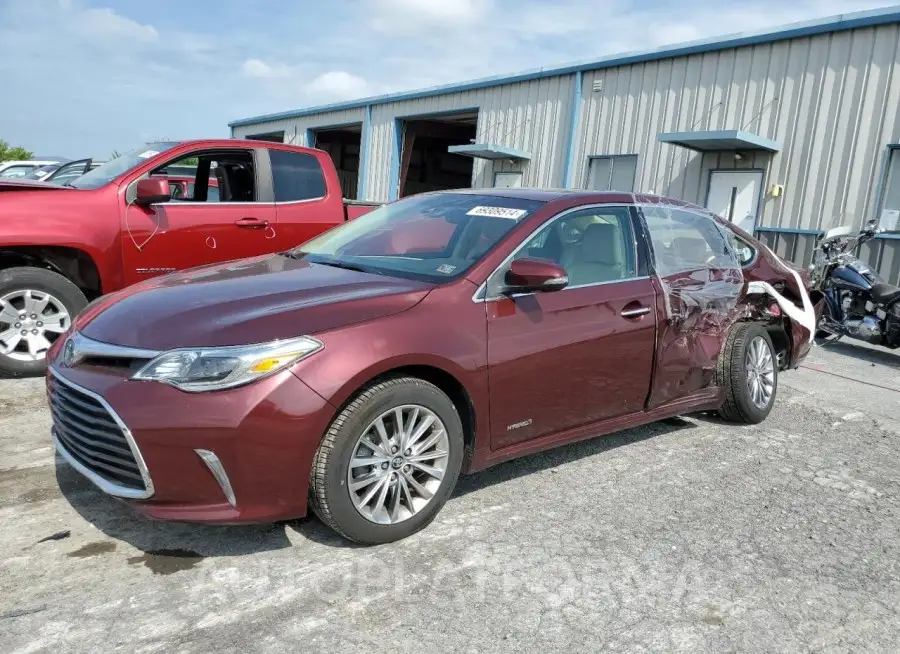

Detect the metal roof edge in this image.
[228,5,900,128]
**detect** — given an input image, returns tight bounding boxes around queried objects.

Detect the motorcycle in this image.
[809,215,900,348]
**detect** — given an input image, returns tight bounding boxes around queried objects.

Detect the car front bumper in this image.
[47,364,335,524]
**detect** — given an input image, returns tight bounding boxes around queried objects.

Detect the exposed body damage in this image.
[634,197,823,409]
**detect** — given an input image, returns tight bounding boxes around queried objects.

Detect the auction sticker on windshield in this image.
[466,206,528,220]
[137,150,160,159]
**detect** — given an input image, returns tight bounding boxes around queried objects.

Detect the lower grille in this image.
[49,371,153,498]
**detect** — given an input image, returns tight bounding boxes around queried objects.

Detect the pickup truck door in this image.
[120,146,277,285]
[484,205,657,451]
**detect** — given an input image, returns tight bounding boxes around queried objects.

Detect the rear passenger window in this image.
[641,205,737,276]
[270,150,327,202]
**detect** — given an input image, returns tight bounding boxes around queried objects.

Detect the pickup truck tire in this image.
[309,377,465,545]
[0,267,87,378]
[717,322,778,424]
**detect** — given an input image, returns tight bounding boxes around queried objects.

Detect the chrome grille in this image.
[49,372,152,498]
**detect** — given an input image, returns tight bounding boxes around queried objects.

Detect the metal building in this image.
[229,6,900,283]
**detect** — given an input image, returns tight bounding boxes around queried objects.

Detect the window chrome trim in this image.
[164,200,276,207]
[49,367,155,500]
[195,449,237,507]
[472,202,643,303]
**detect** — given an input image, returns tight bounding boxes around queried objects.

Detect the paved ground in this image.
[1,340,899,653]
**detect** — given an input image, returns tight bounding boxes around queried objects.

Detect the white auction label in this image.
[466,206,528,220]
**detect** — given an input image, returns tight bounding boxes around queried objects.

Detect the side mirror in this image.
[504,258,569,293]
[134,178,171,206]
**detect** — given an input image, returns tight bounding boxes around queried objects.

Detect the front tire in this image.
[716,322,778,424]
[0,267,87,378]
[309,377,465,545]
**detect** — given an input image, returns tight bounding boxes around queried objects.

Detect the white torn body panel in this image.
[746,244,817,343]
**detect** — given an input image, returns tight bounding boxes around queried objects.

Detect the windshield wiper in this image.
[313,260,374,274]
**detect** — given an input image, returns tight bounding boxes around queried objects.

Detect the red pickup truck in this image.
[0,139,379,376]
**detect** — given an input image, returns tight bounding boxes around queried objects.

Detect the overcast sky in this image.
[0,0,894,159]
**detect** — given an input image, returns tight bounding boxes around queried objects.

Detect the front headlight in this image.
[132,336,323,392]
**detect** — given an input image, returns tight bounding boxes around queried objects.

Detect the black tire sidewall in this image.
[322,381,465,544]
[0,267,87,377]
[732,325,777,422]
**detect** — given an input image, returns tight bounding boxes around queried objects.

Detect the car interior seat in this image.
[560,222,624,285]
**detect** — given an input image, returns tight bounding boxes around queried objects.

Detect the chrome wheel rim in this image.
[0,290,71,362]
[746,335,775,409]
[347,404,450,525]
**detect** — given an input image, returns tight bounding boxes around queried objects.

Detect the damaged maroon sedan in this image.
[46,189,822,544]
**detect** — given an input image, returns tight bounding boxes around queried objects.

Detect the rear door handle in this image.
[620,305,651,318]
[235,217,268,229]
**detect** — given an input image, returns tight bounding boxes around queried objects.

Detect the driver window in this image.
[151,151,255,203]
[506,206,634,288]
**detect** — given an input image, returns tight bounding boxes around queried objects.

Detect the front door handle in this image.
[235,217,268,229]
[620,305,651,318]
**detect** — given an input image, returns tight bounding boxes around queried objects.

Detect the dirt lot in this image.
[2,341,899,653]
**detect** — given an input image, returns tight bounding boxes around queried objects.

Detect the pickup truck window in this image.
[71,141,179,189]
[155,152,255,203]
[291,192,545,282]
[269,150,326,202]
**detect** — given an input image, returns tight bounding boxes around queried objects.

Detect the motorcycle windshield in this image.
[819,212,857,244]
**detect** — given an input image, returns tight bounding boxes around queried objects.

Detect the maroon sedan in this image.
[46,189,821,544]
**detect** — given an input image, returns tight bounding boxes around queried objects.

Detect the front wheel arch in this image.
[324,363,478,470]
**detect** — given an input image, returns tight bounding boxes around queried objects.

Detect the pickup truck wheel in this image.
[716,322,777,424]
[309,377,464,545]
[0,267,87,378]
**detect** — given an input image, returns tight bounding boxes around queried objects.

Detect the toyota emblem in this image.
[63,338,76,368]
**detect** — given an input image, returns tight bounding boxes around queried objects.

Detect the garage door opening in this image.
[246,131,285,143]
[397,111,478,198]
[309,125,362,199]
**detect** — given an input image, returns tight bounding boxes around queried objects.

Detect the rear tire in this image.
[716,322,777,424]
[0,267,87,378]
[309,377,465,545]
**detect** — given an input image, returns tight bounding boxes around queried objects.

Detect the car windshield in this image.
[290,192,546,282]
[69,142,179,189]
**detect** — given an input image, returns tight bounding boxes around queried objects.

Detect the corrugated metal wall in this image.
[569,23,900,284]
[232,22,900,282]
[232,107,367,145]
[573,23,900,233]
[364,75,574,201]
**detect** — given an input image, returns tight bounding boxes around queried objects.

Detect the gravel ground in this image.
[1,340,899,653]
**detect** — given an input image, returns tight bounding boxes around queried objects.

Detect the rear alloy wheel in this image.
[716,322,778,424]
[309,377,464,544]
[0,267,87,378]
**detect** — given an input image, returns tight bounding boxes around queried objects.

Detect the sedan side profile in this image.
[46,189,821,544]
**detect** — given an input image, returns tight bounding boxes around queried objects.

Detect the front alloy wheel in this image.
[347,405,450,525]
[309,377,464,545]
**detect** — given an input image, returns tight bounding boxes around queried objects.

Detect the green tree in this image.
[0,140,33,162]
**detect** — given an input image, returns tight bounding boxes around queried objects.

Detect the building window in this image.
[879,147,900,232]
[586,155,638,192]
[494,172,523,188]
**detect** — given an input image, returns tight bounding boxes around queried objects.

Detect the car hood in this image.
[79,255,434,350]
[0,178,68,191]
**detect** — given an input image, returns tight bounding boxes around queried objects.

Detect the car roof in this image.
[437,187,704,211]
